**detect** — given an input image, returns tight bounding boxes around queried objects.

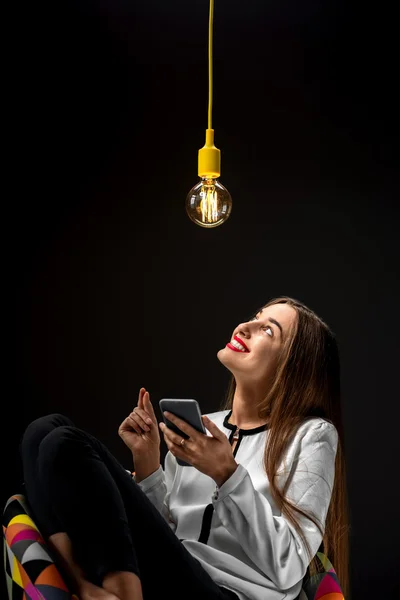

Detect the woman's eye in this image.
[252,317,272,337]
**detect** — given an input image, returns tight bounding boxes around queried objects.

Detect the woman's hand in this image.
[119,388,160,459]
[159,412,238,486]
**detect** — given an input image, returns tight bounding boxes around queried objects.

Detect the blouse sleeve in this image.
[211,420,338,590]
[134,452,177,532]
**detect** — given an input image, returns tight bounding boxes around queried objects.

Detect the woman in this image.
[20,296,350,600]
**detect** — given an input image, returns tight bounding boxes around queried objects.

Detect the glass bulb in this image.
[186,177,232,228]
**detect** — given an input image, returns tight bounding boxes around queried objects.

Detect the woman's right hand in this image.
[118,388,160,458]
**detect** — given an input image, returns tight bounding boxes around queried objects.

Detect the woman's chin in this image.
[217,348,225,362]
[217,347,236,370]
[217,347,229,362]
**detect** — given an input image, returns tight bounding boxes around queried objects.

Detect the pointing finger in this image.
[144,391,157,420]
[138,387,146,411]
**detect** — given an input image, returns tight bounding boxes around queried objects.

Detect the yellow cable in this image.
[198,0,220,178]
[208,0,214,130]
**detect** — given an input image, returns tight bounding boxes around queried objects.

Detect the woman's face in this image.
[217,303,297,386]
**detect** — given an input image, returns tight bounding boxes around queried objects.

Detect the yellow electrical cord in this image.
[208,0,214,130]
[198,0,221,178]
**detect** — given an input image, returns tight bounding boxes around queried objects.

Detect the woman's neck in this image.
[229,385,269,429]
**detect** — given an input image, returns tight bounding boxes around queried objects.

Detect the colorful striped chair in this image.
[3,495,75,600]
[3,494,344,600]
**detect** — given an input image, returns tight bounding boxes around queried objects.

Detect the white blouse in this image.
[134,409,338,600]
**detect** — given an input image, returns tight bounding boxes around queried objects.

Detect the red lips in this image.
[225,335,251,353]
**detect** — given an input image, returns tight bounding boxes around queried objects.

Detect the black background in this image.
[3,1,398,598]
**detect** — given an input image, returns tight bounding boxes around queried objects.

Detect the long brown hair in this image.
[220,296,350,597]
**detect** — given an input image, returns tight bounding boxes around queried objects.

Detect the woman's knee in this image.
[38,424,87,473]
[21,414,75,457]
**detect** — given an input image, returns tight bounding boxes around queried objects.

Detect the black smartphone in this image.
[159,399,206,467]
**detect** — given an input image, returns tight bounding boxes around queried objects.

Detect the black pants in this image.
[20,414,240,600]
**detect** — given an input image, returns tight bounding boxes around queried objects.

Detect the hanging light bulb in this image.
[186,130,232,228]
[186,177,232,228]
[185,0,232,228]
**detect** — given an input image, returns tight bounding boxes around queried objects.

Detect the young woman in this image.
[20,296,349,600]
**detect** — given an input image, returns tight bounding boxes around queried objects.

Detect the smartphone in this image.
[159,399,206,467]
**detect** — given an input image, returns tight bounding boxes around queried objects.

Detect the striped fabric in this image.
[302,552,344,600]
[2,495,76,600]
[3,493,344,600]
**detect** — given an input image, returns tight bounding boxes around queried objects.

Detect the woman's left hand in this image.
[159,413,238,486]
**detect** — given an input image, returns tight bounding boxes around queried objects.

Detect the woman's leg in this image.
[48,532,134,600]
[20,413,74,537]
[21,415,132,599]
[21,415,239,600]
[21,416,141,593]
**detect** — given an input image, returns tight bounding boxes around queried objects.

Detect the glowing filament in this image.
[200,183,218,223]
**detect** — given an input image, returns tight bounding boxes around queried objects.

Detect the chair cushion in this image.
[302,551,345,599]
[3,494,75,600]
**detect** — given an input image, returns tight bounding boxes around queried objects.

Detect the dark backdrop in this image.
[3,1,398,598]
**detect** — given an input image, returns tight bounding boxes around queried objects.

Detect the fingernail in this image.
[146,418,152,424]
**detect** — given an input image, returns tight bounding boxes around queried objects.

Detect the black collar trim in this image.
[223,410,268,435]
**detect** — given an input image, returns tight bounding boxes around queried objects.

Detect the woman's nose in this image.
[237,323,251,338]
